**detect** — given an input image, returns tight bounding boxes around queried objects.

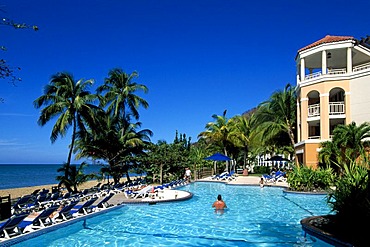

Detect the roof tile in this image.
[298,35,355,52]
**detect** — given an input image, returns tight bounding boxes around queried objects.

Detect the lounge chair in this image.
[54,201,80,222]
[11,195,34,214]
[92,193,115,211]
[221,171,237,181]
[211,171,228,180]
[72,197,98,216]
[0,213,29,239]
[21,205,59,233]
[131,185,153,199]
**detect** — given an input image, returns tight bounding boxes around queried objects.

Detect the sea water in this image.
[0,164,138,190]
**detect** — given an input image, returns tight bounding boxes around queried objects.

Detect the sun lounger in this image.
[21,205,59,233]
[91,193,115,211]
[130,185,153,199]
[71,197,98,216]
[54,201,80,222]
[0,213,29,239]
[11,195,34,214]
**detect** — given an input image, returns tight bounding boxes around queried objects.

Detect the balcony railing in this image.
[308,103,320,117]
[308,135,320,139]
[328,68,346,74]
[307,102,345,117]
[353,62,370,72]
[305,72,321,80]
[329,101,345,115]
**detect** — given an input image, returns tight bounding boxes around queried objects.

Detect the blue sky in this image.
[0,0,369,164]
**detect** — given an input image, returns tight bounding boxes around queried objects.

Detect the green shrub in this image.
[253,165,270,174]
[287,165,335,192]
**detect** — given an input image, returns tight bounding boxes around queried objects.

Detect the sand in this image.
[0,178,134,200]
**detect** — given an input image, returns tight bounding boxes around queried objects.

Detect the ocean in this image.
[0,164,111,190]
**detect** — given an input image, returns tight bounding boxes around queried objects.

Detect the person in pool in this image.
[212,194,227,211]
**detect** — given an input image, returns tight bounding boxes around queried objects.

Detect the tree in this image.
[97,68,149,121]
[0,17,38,101]
[56,162,95,193]
[228,114,256,168]
[319,122,370,170]
[75,112,152,184]
[198,110,234,157]
[254,83,297,162]
[34,72,99,192]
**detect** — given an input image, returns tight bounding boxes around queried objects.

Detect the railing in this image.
[328,68,346,74]
[353,62,370,72]
[305,72,322,80]
[329,101,345,115]
[308,103,320,117]
[308,136,320,139]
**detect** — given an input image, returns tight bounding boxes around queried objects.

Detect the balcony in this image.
[307,102,345,118]
[329,102,345,115]
[308,104,320,117]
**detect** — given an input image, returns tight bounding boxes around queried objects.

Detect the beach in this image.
[0,179,128,200]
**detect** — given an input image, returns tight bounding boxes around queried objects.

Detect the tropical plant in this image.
[75,112,152,184]
[97,68,149,121]
[228,114,256,168]
[319,122,370,171]
[326,160,370,246]
[56,162,96,193]
[198,110,234,158]
[254,83,297,162]
[287,165,335,192]
[34,72,99,192]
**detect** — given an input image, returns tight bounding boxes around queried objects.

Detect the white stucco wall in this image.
[350,75,370,124]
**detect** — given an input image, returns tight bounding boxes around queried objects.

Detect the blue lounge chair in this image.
[54,201,80,222]
[21,205,59,232]
[91,193,115,211]
[72,197,98,215]
[211,171,228,180]
[0,213,29,239]
[12,195,34,214]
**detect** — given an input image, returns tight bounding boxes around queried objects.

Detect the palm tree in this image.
[228,114,256,168]
[34,72,99,192]
[320,122,370,169]
[97,68,149,121]
[198,110,233,157]
[75,112,152,184]
[254,83,297,162]
[56,162,96,193]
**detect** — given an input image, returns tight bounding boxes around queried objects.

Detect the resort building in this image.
[295,35,370,167]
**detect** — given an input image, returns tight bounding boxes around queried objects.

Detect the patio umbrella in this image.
[204,153,231,174]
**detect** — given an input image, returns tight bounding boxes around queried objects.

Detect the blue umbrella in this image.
[204,153,231,174]
[204,153,231,161]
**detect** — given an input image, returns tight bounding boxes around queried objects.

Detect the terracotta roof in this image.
[298,35,355,52]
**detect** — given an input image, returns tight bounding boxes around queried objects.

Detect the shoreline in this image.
[0,178,133,200]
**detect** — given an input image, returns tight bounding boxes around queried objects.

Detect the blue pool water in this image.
[14,182,333,246]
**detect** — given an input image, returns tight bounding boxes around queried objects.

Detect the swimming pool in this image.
[13,182,333,246]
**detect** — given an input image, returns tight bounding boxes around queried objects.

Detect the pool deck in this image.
[108,175,289,205]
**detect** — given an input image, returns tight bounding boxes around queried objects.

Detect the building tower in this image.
[295,35,370,167]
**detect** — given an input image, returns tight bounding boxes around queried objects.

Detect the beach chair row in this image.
[123,179,189,200]
[0,192,115,241]
[261,170,287,183]
[211,171,237,181]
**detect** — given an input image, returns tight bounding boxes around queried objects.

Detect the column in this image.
[322,50,327,75]
[300,97,308,140]
[345,92,351,124]
[297,99,301,142]
[300,58,305,81]
[347,47,352,73]
[320,93,329,139]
